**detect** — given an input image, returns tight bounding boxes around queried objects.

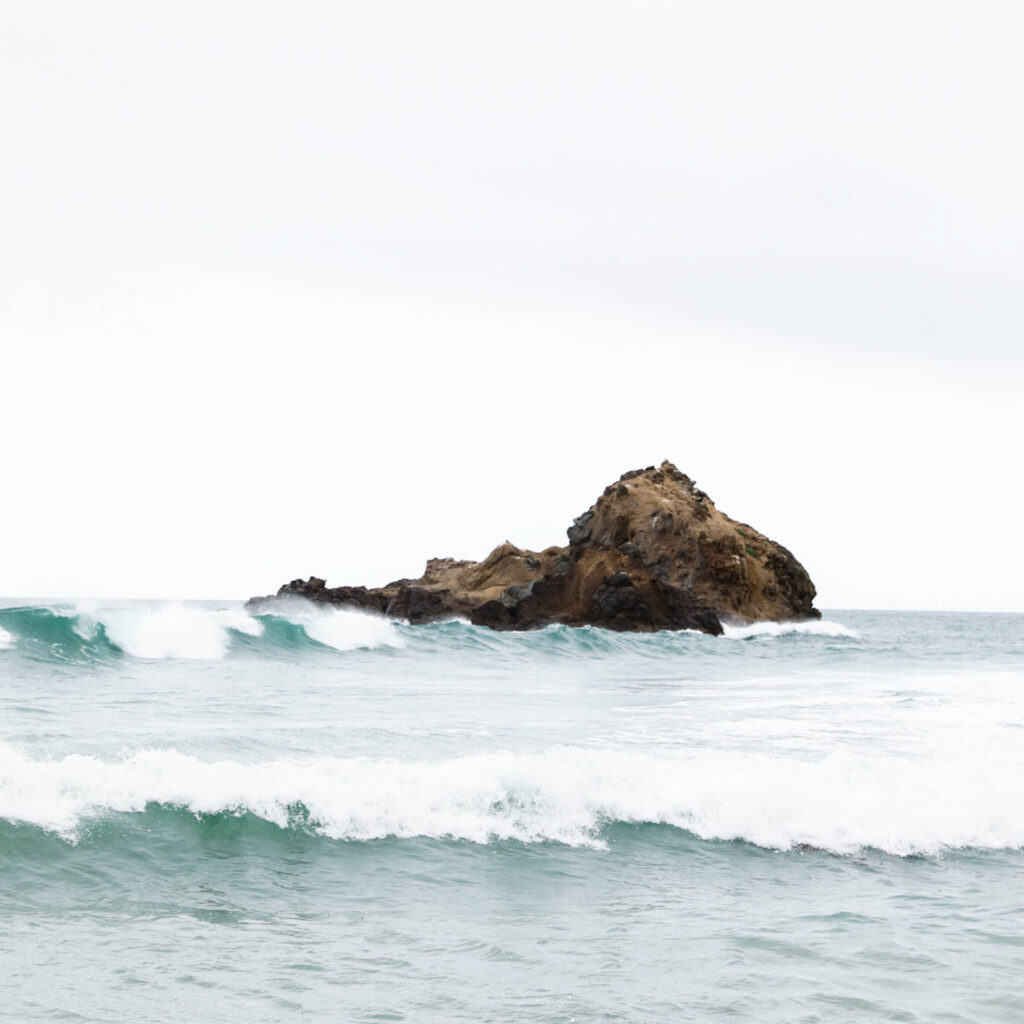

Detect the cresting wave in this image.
[0,601,405,660]
[722,619,859,640]
[0,601,858,661]
[2,743,1022,857]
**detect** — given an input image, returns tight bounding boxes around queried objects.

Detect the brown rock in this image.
[246,461,819,635]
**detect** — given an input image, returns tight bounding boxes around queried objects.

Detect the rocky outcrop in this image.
[247,461,819,635]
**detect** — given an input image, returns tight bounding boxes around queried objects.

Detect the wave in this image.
[0,601,861,663]
[83,604,264,659]
[265,598,405,654]
[0,601,404,661]
[722,619,859,640]
[2,743,1021,857]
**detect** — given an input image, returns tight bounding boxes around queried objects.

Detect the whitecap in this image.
[4,743,1023,856]
[722,619,859,640]
[214,608,265,637]
[95,604,262,660]
[266,598,405,652]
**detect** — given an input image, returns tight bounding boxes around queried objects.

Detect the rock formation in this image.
[246,461,819,635]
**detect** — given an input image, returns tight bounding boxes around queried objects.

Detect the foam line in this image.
[2,744,1021,856]
[722,619,859,640]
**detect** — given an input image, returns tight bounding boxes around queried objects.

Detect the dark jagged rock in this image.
[246,461,820,635]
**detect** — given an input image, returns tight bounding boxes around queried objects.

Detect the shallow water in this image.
[1,602,1023,1021]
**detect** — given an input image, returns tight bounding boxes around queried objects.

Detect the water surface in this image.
[2,602,1022,1021]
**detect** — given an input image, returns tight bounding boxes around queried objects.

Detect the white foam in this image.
[723,619,859,640]
[3,743,1023,856]
[68,600,100,642]
[214,608,264,637]
[94,604,264,660]
[26,600,398,659]
[0,626,14,651]
[271,599,405,652]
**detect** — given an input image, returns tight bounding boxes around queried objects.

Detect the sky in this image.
[1,1,1022,611]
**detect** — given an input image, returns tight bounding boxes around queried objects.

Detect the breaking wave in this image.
[0,602,859,663]
[722,619,859,640]
[0,601,405,661]
[2,743,1021,857]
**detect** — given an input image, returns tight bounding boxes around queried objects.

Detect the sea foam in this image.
[722,619,859,640]
[58,600,402,660]
[0,626,14,651]
[2,743,1022,856]
[270,598,406,653]
[94,605,253,659]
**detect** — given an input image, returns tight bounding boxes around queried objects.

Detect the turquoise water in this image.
[1,602,1023,1022]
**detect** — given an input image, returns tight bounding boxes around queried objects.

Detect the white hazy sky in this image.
[2,1,1022,611]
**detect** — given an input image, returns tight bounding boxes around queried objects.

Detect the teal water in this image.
[1,602,1023,1022]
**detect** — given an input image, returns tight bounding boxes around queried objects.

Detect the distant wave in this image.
[2,743,1021,857]
[0,602,861,662]
[722,619,859,640]
[0,601,404,661]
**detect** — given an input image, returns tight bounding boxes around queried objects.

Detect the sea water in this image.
[1,601,1022,1022]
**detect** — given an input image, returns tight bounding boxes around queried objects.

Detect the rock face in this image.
[246,461,819,635]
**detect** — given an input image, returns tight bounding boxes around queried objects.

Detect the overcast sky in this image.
[2,1,1022,611]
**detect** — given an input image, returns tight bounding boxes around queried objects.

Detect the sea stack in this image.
[247,461,819,635]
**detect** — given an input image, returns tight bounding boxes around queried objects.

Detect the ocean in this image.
[1,600,1022,1022]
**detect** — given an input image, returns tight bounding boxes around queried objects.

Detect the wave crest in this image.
[2,744,1021,856]
[0,602,862,661]
[91,605,263,660]
[266,598,405,653]
[0,601,404,661]
[722,619,859,640]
